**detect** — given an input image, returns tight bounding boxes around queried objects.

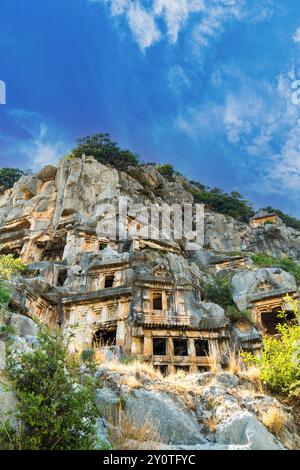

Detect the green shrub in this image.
[0,326,101,450]
[227,305,254,324]
[251,254,300,284]
[72,133,140,172]
[242,322,300,394]
[0,254,26,279]
[191,186,254,223]
[263,206,300,231]
[156,164,175,180]
[251,253,277,267]
[0,280,11,307]
[0,168,32,194]
[205,275,233,309]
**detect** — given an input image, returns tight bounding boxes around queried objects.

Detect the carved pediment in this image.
[149,264,170,278]
[249,278,280,297]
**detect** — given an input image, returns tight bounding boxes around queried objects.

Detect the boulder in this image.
[95,387,120,419]
[216,373,239,388]
[216,411,284,450]
[125,389,207,446]
[9,313,38,337]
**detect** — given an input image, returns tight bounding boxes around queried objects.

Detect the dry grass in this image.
[207,352,220,374]
[120,375,141,389]
[226,349,243,375]
[239,366,265,393]
[97,358,162,381]
[207,416,217,433]
[109,408,162,450]
[261,407,287,436]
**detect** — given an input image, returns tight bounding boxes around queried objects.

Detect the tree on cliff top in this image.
[72,133,140,171]
[0,167,32,194]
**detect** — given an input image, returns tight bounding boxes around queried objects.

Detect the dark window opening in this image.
[153,292,163,310]
[40,237,66,262]
[154,365,168,376]
[174,365,190,373]
[198,366,209,372]
[0,247,21,258]
[92,329,116,348]
[104,275,115,289]
[99,242,108,251]
[173,338,188,356]
[57,269,68,286]
[262,309,296,335]
[195,339,209,357]
[153,338,167,355]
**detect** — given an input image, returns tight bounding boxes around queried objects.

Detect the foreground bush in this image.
[242,298,300,395]
[0,326,100,450]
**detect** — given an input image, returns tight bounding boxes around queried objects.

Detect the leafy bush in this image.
[156,164,175,180]
[242,295,300,394]
[0,254,26,279]
[242,323,300,394]
[263,206,300,231]
[0,326,101,450]
[251,253,277,267]
[72,133,140,172]
[227,305,254,324]
[0,281,11,308]
[0,168,32,194]
[205,275,233,309]
[191,186,254,223]
[251,254,300,284]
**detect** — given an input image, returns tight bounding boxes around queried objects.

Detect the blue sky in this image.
[1,1,300,217]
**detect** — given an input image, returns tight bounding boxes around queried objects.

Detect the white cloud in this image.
[175,66,300,196]
[167,64,191,92]
[7,109,68,169]
[293,27,300,43]
[99,0,274,50]
[127,3,161,49]
[153,0,205,43]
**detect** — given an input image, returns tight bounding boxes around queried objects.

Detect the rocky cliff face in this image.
[1,316,299,450]
[1,155,300,449]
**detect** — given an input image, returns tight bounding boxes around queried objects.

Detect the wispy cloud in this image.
[97,0,275,51]
[4,109,68,169]
[293,26,300,43]
[176,66,300,196]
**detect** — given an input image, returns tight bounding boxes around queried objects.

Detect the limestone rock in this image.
[125,389,207,445]
[216,411,284,450]
[9,313,38,337]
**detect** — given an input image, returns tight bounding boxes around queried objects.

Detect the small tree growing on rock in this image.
[0,325,101,450]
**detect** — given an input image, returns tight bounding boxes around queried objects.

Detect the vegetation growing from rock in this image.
[242,296,300,395]
[156,164,175,180]
[190,183,254,223]
[0,326,101,450]
[263,206,300,231]
[59,132,300,228]
[0,254,25,310]
[71,133,140,172]
[251,254,300,284]
[0,254,26,279]
[205,275,234,309]
[0,168,32,194]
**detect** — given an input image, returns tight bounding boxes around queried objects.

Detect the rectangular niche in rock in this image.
[195,339,209,357]
[104,274,115,289]
[152,337,167,355]
[173,338,188,356]
[92,328,116,348]
[174,365,190,373]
